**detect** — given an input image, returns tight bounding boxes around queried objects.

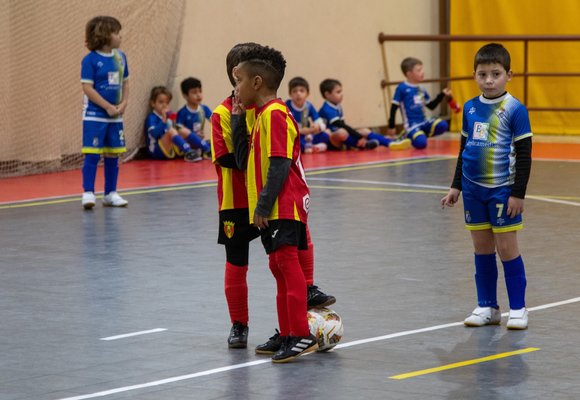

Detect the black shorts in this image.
[218,209,260,246]
[260,219,308,254]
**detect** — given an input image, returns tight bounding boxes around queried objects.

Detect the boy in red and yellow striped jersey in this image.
[233,45,318,363]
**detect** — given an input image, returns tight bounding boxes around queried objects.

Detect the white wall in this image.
[172,0,441,129]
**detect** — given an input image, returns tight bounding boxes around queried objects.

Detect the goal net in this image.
[0,0,185,177]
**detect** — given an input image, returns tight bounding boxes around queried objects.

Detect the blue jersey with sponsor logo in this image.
[392,81,431,129]
[285,100,326,130]
[461,92,532,187]
[81,49,129,121]
[176,104,212,136]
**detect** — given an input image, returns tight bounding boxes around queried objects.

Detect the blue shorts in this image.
[462,177,523,233]
[82,120,126,154]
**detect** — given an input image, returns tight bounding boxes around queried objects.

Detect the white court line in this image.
[56,296,580,400]
[307,177,449,190]
[99,328,167,341]
[309,177,580,206]
[527,195,580,207]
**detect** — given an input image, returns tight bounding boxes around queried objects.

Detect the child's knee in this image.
[412,132,428,149]
[433,120,449,136]
[357,127,370,136]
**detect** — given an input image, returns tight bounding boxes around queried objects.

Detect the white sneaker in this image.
[464,306,501,327]
[507,308,528,330]
[82,192,96,210]
[102,192,128,207]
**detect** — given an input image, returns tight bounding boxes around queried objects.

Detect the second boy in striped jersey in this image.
[233,44,319,362]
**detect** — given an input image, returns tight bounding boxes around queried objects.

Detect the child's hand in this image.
[253,212,269,229]
[232,90,245,115]
[356,138,367,148]
[106,105,120,117]
[507,196,524,218]
[441,188,461,209]
[443,88,452,97]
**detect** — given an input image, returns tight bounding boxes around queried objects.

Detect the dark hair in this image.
[149,86,172,106]
[180,77,202,95]
[474,43,511,71]
[289,76,309,93]
[319,79,341,98]
[400,57,422,75]
[237,45,286,90]
[85,16,122,51]
[226,42,260,87]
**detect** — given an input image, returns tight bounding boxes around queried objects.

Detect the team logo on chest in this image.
[223,220,235,239]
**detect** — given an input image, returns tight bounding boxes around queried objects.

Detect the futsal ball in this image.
[307,308,344,352]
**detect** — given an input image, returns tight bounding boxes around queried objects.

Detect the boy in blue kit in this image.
[176,77,212,157]
[319,79,411,151]
[145,86,201,162]
[81,16,129,209]
[286,77,329,153]
[387,57,455,149]
[441,43,532,330]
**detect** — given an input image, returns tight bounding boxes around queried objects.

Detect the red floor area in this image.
[0,139,578,204]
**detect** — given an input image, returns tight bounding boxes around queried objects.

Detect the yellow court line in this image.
[307,157,450,176]
[389,347,540,380]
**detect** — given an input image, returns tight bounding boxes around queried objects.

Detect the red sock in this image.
[224,262,248,325]
[269,254,289,336]
[275,245,309,337]
[299,226,314,285]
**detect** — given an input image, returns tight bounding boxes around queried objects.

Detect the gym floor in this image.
[1,136,580,400]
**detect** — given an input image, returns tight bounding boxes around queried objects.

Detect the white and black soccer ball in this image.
[307,307,344,352]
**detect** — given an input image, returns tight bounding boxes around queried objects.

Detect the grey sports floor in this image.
[2,156,580,400]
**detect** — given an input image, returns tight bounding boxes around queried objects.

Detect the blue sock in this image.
[185,133,206,150]
[172,135,191,152]
[368,132,391,147]
[503,255,527,309]
[82,153,100,192]
[474,253,499,308]
[104,157,119,195]
[201,140,211,154]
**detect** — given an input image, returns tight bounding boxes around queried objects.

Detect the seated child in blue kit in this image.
[145,86,201,162]
[319,78,411,151]
[285,77,329,153]
[387,57,458,149]
[176,77,212,157]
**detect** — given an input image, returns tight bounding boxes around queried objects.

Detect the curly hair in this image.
[237,45,286,90]
[85,16,122,51]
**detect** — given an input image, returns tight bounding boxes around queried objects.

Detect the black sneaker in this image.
[255,329,284,355]
[271,334,318,363]
[364,139,380,150]
[307,285,336,309]
[227,321,248,349]
[184,149,202,162]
